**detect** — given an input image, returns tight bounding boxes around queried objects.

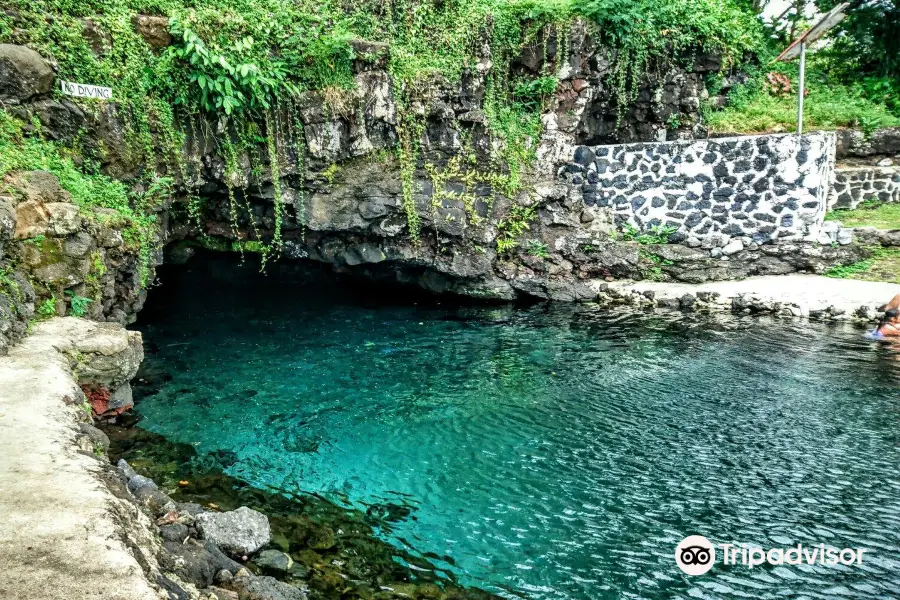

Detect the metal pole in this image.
[797,41,806,137]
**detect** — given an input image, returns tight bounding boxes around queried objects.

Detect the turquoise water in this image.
[135,259,900,599]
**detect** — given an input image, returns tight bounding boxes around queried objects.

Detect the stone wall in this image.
[566,132,836,246]
[835,127,900,160]
[828,164,900,210]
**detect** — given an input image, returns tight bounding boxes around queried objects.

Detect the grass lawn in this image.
[825,248,900,285]
[824,203,900,284]
[825,202,900,230]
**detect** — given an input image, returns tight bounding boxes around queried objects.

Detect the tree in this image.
[815,0,900,77]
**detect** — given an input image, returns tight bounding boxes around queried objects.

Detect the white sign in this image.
[60,80,112,100]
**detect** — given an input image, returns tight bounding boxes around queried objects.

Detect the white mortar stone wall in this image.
[828,165,900,210]
[562,132,836,246]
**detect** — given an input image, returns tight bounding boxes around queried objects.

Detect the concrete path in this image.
[0,319,159,600]
[606,275,899,318]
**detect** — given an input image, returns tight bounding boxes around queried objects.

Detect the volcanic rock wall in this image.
[0,21,878,345]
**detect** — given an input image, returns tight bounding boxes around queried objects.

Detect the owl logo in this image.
[675,535,716,575]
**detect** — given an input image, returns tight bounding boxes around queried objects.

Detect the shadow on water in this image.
[104,424,504,600]
[119,251,900,600]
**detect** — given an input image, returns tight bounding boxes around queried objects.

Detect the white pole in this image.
[797,41,806,137]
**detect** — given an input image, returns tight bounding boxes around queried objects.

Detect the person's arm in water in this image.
[878,294,900,313]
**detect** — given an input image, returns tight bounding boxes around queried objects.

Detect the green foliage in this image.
[0,269,21,304]
[814,0,900,80]
[321,163,339,185]
[639,248,673,281]
[65,291,93,317]
[571,0,762,113]
[526,239,550,258]
[496,238,519,255]
[37,296,56,318]
[0,112,159,287]
[0,0,773,250]
[620,223,677,244]
[825,246,900,285]
[496,204,537,254]
[23,235,46,247]
[705,60,900,134]
[514,76,560,108]
[166,6,356,116]
[824,257,875,279]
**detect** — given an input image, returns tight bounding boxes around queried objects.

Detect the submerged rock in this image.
[127,474,158,495]
[228,575,307,600]
[196,506,271,556]
[255,549,293,575]
[117,458,138,480]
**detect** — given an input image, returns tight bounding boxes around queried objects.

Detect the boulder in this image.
[159,523,190,543]
[721,239,744,256]
[31,98,87,143]
[63,231,93,257]
[349,39,389,70]
[209,587,240,600]
[108,382,134,411]
[132,15,172,50]
[196,506,271,556]
[117,458,138,480]
[32,260,84,286]
[0,44,54,104]
[81,18,112,55]
[64,320,144,387]
[9,170,71,204]
[46,202,81,236]
[228,575,307,600]
[126,474,158,496]
[13,200,49,240]
[159,539,242,588]
[76,422,110,453]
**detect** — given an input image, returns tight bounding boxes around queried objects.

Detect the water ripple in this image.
[134,270,900,600]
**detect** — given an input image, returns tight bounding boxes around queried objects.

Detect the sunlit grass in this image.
[705,64,900,134]
[826,202,900,231]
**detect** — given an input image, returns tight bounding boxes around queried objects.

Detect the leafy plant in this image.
[619,223,677,244]
[23,235,46,246]
[639,248,674,280]
[705,61,900,134]
[526,239,550,258]
[37,296,56,318]
[571,0,763,115]
[826,202,900,231]
[65,291,93,318]
[496,204,537,253]
[496,238,519,255]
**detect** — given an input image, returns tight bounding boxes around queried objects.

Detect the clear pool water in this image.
[135,259,900,599]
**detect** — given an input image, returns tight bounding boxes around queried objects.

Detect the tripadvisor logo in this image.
[675,535,715,575]
[675,535,869,576]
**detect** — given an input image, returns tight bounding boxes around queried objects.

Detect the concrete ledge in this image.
[600,275,898,320]
[0,318,160,600]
